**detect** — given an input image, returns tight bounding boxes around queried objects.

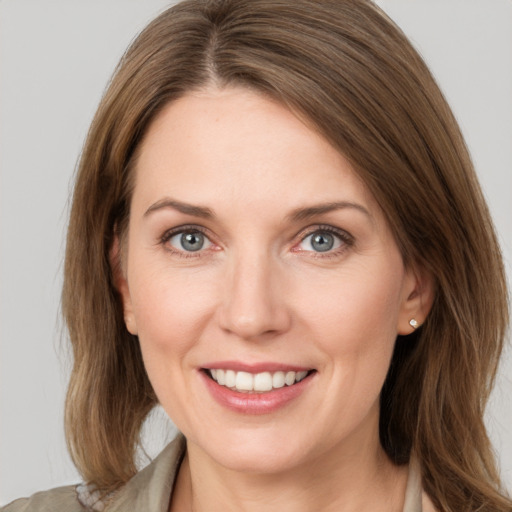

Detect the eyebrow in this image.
[286,201,371,222]
[144,197,371,222]
[144,198,214,219]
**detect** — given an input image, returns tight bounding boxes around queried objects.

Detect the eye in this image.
[167,230,212,252]
[298,229,347,253]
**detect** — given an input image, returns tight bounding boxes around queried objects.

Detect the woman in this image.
[3,0,510,510]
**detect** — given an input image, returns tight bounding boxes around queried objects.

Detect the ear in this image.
[397,264,435,335]
[110,235,138,335]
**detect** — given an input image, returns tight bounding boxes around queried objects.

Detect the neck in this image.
[170,418,408,512]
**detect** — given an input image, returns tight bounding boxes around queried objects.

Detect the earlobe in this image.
[110,236,138,335]
[397,266,435,335]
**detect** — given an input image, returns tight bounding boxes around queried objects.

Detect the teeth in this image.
[235,371,253,391]
[272,371,285,389]
[285,371,295,386]
[208,368,310,392]
[225,370,236,388]
[254,372,273,391]
[296,370,308,381]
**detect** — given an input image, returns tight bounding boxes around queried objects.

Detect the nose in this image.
[217,251,291,341]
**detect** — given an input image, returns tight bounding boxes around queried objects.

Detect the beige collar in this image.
[403,455,437,512]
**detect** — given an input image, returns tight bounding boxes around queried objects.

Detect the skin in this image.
[116,86,433,511]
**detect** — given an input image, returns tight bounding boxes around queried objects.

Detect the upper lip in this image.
[201,361,313,373]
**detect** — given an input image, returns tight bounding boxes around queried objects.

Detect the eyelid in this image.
[160,224,209,241]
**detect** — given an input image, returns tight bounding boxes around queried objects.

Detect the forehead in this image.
[132,86,378,219]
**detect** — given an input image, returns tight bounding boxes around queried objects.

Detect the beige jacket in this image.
[2,436,436,511]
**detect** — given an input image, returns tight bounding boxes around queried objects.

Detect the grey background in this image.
[1,0,511,504]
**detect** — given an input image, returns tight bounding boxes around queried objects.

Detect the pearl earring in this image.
[409,318,419,329]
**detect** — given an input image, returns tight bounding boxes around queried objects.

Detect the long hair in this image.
[62,1,511,509]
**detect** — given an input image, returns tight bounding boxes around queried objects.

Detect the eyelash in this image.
[159,224,354,259]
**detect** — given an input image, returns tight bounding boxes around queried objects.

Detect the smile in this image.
[201,364,316,414]
[208,369,310,393]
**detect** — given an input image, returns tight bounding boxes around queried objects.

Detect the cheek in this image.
[128,269,217,417]
[298,264,403,431]
[128,263,218,363]
[296,260,404,353]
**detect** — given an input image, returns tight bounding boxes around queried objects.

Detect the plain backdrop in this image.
[1,0,511,505]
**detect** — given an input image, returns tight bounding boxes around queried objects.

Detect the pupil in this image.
[312,233,334,252]
[181,232,204,251]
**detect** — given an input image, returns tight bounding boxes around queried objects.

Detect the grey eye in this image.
[311,233,334,252]
[299,231,341,253]
[169,231,211,252]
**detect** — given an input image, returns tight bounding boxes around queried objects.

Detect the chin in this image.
[191,426,312,474]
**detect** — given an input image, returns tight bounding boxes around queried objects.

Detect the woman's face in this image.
[118,87,424,473]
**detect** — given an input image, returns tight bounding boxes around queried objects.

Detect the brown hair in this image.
[62,0,511,509]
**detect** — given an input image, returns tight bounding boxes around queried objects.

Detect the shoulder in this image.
[104,434,186,510]
[1,435,186,512]
[1,485,84,512]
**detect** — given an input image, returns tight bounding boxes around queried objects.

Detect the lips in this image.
[200,362,316,414]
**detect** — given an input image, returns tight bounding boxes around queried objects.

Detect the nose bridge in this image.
[218,244,290,340]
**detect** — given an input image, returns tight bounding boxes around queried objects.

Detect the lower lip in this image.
[200,371,314,415]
